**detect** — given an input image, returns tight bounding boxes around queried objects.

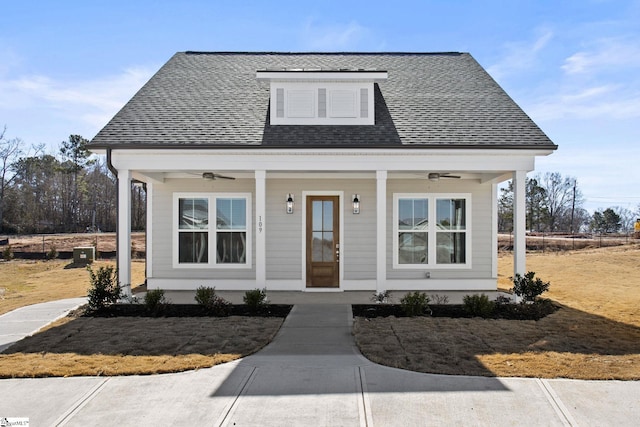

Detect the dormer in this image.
[256,68,388,125]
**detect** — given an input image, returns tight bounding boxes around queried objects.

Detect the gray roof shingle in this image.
[90,52,556,150]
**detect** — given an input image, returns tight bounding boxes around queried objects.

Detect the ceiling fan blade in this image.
[214,174,236,180]
[202,172,236,180]
[441,175,461,179]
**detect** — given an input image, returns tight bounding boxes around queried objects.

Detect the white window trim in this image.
[392,193,472,270]
[173,192,252,269]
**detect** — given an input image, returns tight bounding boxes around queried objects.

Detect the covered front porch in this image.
[110,148,535,296]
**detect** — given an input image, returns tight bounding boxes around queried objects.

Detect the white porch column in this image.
[255,170,266,287]
[118,169,132,297]
[145,181,153,280]
[376,170,387,291]
[513,170,527,278]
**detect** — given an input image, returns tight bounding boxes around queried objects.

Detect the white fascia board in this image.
[110,148,547,174]
[256,71,388,82]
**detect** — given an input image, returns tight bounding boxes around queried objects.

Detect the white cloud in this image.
[301,20,371,51]
[528,84,640,121]
[0,66,154,136]
[487,28,554,81]
[562,37,640,75]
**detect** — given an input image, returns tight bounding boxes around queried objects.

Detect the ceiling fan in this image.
[201,172,236,180]
[428,173,461,182]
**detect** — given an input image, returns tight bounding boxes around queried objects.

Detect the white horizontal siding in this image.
[265,178,377,281]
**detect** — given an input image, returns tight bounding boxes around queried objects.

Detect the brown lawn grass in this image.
[354,244,640,380]
[0,259,146,315]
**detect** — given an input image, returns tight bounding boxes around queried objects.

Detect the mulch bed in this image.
[352,301,557,320]
[77,304,292,318]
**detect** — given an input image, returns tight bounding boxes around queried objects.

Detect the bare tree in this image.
[538,172,583,232]
[0,126,24,232]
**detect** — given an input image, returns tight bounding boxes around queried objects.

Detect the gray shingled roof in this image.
[90,52,556,150]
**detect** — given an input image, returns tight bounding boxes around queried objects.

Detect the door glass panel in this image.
[311,199,335,262]
[312,231,323,261]
[323,201,333,230]
[312,201,323,230]
[322,231,334,261]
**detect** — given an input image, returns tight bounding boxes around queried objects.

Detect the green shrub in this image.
[144,289,168,314]
[400,291,431,317]
[195,286,217,307]
[87,265,121,311]
[244,288,268,312]
[463,294,495,318]
[195,286,231,316]
[2,245,14,260]
[511,271,550,304]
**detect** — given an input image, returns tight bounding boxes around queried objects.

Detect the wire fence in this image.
[499,232,640,252]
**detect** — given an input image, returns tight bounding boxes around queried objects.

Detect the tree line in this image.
[1,127,145,234]
[499,172,639,234]
[2,126,638,236]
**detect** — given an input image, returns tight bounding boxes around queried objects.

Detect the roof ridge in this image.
[184,51,465,56]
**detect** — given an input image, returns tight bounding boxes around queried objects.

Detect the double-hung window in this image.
[174,193,251,268]
[393,193,470,269]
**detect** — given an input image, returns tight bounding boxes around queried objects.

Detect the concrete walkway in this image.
[1,300,639,426]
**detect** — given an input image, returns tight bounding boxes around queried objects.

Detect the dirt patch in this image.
[1,232,146,253]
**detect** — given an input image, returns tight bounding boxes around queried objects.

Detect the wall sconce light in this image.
[352,194,360,214]
[286,193,294,214]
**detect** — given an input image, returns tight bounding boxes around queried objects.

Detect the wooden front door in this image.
[306,196,340,288]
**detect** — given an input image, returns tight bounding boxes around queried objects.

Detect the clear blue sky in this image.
[2,0,639,213]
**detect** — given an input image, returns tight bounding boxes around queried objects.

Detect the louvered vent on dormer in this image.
[257,69,387,125]
[276,88,284,118]
[318,88,327,118]
[360,88,369,118]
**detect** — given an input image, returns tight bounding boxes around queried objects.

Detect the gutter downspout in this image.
[106,148,121,291]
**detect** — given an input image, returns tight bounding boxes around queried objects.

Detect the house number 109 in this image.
[258,216,263,233]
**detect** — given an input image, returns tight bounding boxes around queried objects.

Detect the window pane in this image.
[398,232,428,264]
[399,198,428,230]
[231,199,246,229]
[216,198,231,229]
[217,232,247,263]
[217,198,247,230]
[437,199,466,230]
[437,232,466,264]
[179,232,208,263]
[179,199,208,229]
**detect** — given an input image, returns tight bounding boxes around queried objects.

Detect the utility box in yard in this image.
[73,247,95,265]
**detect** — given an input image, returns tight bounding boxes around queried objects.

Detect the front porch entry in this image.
[306,195,340,288]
